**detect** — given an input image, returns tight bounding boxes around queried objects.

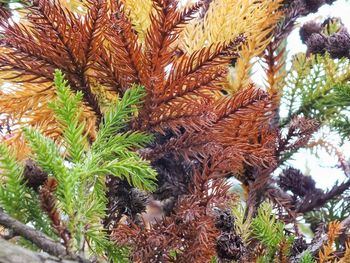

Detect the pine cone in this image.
[214,209,235,232]
[278,167,317,197]
[217,232,245,261]
[104,177,149,230]
[152,154,194,202]
[306,33,327,55]
[290,237,308,256]
[326,30,350,59]
[23,159,48,190]
[300,21,322,44]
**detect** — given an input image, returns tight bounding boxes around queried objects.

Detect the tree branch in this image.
[0,238,78,263]
[0,208,66,257]
[296,180,350,213]
[0,209,92,262]
[291,214,350,262]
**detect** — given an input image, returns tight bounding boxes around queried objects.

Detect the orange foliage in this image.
[0,0,278,176]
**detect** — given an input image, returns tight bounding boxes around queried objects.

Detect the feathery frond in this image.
[252,202,285,251]
[0,144,26,220]
[281,53,350,130]
[0,144,54,236]
[17,72,156,260]
[180,0,282,53]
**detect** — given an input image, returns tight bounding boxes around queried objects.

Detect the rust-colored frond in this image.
[112,163,230,262]
[1,0,279,185]
[202,87,278,172]
[277,117,320,161]
[167,1,204,32]
[319,221,342,263]
[263,42,287,95]
[167,37,244,92]
[306,139,349,173]
[141,0,186,93]
[27,0,84,70]
[136,1,217,126]
[148,85,278,176]
[95,2,147,92]
[0,0,107,125]
[0,6,11,20]
[40,177,71,249]
[138,35,245,132]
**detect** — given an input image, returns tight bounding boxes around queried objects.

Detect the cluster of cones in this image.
[300,17,350,59]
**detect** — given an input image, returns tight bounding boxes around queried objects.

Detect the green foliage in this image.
[22,127,74,216]
[91,85,156,192]
[252,202,287,260]
[230,202,296,262]
[49,69,87,163]
[1,70,157,261]
[210,256,218,263]
[281,53,350,139]
[0,144,27,220]
[0,144,54,236]
[93,86,149,150]
[299,251,316,263]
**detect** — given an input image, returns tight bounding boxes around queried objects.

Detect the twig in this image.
[0,208,67,257]
[291,214,350,262]
[0,208,91,263]
[296,180,350,213]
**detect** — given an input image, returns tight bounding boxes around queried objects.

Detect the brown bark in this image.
[0,238,78,263]
[0,209,66,258]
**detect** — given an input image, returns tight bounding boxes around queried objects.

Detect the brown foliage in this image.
[112,162,232,262]
[39,177,71,249]
[0,0,278,178]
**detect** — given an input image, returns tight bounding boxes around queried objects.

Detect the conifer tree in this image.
[0,0,349,262]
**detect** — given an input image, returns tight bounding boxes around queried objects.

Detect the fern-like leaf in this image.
[49,69,88,163]
[252,202,285,259]
[0,144,27,221]
[22,127,76,217]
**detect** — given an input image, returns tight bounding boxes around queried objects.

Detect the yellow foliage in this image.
[121,0,153,41]
[319,221,342,263]
[180,0,282,53]
[228,1,283,93]
[338,241,350,263]
[59,0,87,13]
[179,0,283,94]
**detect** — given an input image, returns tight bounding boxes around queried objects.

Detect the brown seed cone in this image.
[23,159,48,191]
